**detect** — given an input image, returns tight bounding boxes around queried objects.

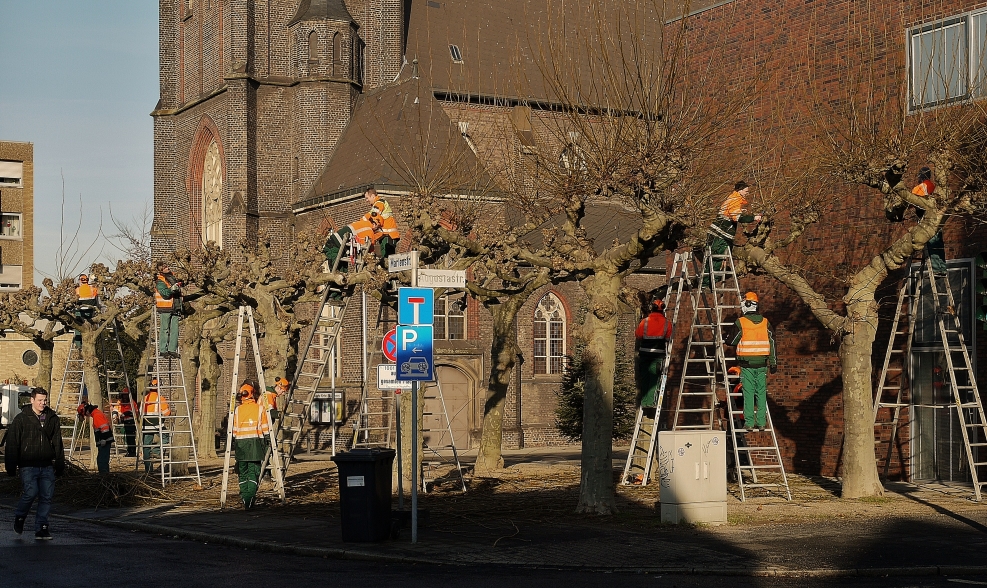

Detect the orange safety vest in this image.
[718,191,749,222]
[263,391,277,411]
[233,399,269,440]
[912,179,935,198]
[154,273,177,310]
[363,199,401,240]
[76,284,99,304]
[143,391,171,417]
[348,219,377,245]
[90,408,110,433]
[637,313,672,354]
[737,317,771,356]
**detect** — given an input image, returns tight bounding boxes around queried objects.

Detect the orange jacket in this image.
[76,284,99,304]
[143,391,171,417]
[718,191,749,222]
[362,199,400,240]
[90,408,110,433]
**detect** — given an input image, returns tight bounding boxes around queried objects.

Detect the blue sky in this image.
[0,1,158,284]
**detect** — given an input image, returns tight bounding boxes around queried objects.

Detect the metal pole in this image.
[331,306,338,456]
[395,389,403,511]
[411,251,419,543]
[362,288,368,445]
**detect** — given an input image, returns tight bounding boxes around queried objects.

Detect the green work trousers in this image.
[158,312,180,354]
[637,353,665,408]
[927,231,947,275]
[142,430,170,473]
[740,366,768,429]
[238,461,261,508]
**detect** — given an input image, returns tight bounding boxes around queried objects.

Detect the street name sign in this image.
[417,269,467,289]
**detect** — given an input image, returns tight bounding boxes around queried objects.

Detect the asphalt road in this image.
[1,517,986,587]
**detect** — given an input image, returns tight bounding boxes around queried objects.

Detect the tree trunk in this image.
[474,297,523,476]
[80,329,105,407]
[34,337,54,392]
[838,299,884,498]
[196,338,221,459]
[253,293,290,384]
[576,273,619,515]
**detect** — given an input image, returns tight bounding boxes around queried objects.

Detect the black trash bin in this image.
[332,448,395,542]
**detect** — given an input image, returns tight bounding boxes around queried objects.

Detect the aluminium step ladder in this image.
[621,251,691,485]
[220,306,286,508]
[673,246,790,501]
[262,232,360,479]
[99,319,138,458]
[925,257,987,500]
[419,378,467,492]
[146,310,201,487]
[873,259,920,478]
[351,300,396,449]
[54,344,87,458]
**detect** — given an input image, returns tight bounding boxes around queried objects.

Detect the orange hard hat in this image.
[743,291,758,303]
[728,366,741,376]
[275,377,289,388]
[149,378,158,388]
[239,383,255,397]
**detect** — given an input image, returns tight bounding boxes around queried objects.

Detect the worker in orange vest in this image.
[154,261,183,359]
[635,296,672,408]
[232,382,270,509]
[73,273,100,346]
[116,389,138,457]
[912,166,947,276]
[728,292,777,431]
[704,182,762,286]
[142,379,171,474]
[362,188,401,264]
[78,403,114,473]
[264,377,288,423]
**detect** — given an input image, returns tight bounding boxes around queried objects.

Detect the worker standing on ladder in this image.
[912,166,947,277]
[635,297,672,408]
[265,377,288,424]
[705,182,762,285]
[728,292,777,431]
[232,382,270,510]
[117,389,138,457]
[362,188,401,265]
[73,273,99,347]
[78,403,113,474]
[154,261,183,359]
[142,378,171,474]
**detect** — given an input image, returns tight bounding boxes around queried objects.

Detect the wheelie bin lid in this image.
[331,448,396,462]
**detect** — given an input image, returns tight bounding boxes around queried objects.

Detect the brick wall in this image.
[0,140,33,289]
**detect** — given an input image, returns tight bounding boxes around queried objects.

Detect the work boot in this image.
[13,516,25,534]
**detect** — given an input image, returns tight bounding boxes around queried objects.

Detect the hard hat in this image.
[743,291,759,303]
[78,274,89,282]
[741,291,759,315]
[728,366,741,376]
[651,298,666,312]
[77,403,86,416]
[239,383,255,397]
[275,377,289,388]
[149,378,158,389]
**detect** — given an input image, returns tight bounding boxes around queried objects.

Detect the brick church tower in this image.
[151,0,405,258]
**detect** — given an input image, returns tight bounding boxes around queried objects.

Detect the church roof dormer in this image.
[289,0,355,27]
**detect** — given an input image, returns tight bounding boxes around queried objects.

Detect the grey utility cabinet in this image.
[657,430,727,525]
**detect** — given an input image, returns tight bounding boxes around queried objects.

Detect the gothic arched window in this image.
[308,31,320,71]
[332,32,341,76]
[533,293,566,375]
[202,139,223,246]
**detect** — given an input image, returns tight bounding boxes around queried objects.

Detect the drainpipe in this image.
[514,313,524,449]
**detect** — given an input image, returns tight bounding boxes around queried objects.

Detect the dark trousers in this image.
[14,466,55,531]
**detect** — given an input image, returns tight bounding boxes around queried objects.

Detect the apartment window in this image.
[0,160,23,187]
[0,214,21,239]
[0,265,22,290]
[533,293,566,375]
[910,18,967,109]
[434,293,466,340]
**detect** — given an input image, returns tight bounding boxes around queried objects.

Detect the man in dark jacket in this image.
[4,388,64,540]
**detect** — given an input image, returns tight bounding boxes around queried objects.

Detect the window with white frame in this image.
[907,11,987,110]
[533,293,566,375]
[434,292,466,340]
[0,214,21,239]
[0,161,23,187]
[0,265,22,290]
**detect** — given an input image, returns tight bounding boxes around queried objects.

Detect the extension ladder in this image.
[146,310,201,487]
[621,251,691,485]
[873,260,920,477]
[673,246,790,501]
[420,378,467,492]
[54,344,86,458]
[220,306,286,508]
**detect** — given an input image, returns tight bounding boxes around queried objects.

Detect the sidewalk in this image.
[4,447,987,577]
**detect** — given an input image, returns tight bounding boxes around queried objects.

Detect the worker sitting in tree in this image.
[727,291,777,432]
[264,376,289,423]
[635,294,672,408]
[154,261,183,359]
[705,181,762,285]
[142,378,171,474]
[362,188,400,264]
[73,273,99,346]
[78,403,114,474]
[232,381,270,510]
[912,166,947,277]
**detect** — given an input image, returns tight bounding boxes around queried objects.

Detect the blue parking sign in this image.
[396,325,434,381]
[398,288,433,326]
